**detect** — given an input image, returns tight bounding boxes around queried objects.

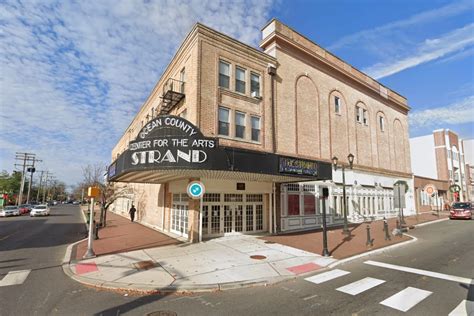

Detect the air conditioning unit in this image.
[251,91,260,98]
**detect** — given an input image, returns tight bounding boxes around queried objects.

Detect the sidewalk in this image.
[63,210,448,293]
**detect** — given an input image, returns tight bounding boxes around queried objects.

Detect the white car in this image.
[0,206,20,217]
[30,205,50,217]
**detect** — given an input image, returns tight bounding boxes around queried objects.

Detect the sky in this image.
[1,0,473,187]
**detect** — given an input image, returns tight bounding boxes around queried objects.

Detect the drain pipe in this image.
[273,182,277,234]
[268,64,277,153]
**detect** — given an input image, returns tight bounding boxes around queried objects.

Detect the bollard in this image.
[366,224,374,247]
[94,222,100,240]
[383,219,391,241]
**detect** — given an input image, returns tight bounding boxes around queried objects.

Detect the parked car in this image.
[30,205,50,217]
[18,204,32,215]
[0,206,20,217]
[449,202,473,220]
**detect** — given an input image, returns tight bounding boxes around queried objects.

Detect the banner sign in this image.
[126,116,219,169]
[279,157,318,176]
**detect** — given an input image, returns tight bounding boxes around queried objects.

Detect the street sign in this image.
[394,183,406,208]
[87,187,100,198]
[423,184,437,196]
[187,181,205,199]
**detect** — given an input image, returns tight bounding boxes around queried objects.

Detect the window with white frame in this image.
[219,61,230,89]
[235,111,245,138]
[251,116,260,142]
[235,67,246,94]
[180,68,185,93]
[250,73,260,97]
[363,109,368,125]
[334,96,341,114]
[379,116,385,131]
[218,107,230,136]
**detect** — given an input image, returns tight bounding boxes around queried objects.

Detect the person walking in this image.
[129,204,137,222]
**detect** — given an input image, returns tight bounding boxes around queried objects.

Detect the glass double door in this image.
[171,203,189,238]
[202,202,264,237]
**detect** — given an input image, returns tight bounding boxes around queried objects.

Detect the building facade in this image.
[410,129,470,212]
[461,138,474,200]
[108,20,413,242]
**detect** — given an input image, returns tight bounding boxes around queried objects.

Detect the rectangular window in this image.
[363,109,368,125]
[356,106,361,122]
[379,116,384,131]
[251,73,260,97]
[334,96,341,113]
[219,61,230,89]
[251,116,260,142]
[287,194,300,216]
[218,107,230,136]
[180,68,185,93]
[235,67,246,93]
[304,195,316,215]
[235,111,245,138]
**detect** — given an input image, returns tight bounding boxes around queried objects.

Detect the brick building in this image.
[108,20,413,242]
[410,129,470,213]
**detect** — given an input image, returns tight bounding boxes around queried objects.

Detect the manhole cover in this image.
[250,255,267,260]
[146,311,177,316]
[133,260,157,270]
[264,241,275,244]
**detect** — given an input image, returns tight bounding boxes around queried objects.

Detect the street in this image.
[0,206,473,315]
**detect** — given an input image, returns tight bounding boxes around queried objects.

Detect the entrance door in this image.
[171,194,189,238]
[202,193,264,238]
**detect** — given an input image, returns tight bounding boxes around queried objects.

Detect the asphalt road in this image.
[0,209,472,316]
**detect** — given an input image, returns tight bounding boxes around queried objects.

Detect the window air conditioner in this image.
[251,91,260,98]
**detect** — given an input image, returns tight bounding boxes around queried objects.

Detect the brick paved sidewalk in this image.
[262,211,449,259]
[73,208,180,260]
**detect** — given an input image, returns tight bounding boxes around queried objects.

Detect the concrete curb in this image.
[328,233,418,269]
[413,217,449,228]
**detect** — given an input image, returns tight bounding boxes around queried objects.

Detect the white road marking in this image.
[380,287,432,312]
[304,269,350,284]
[336,277,386,295]
[0,270,31,287]
[448,300,474,316]
[364,260,472,285]
[302,294,319,301]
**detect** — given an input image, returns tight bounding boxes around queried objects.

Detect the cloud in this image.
[363,24,474,79]
[329,0,473,51]
[409,95,474,128]
[0,0,275,186]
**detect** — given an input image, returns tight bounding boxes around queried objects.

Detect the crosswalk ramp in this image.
[0,270,31,287]
[304,269,472,314]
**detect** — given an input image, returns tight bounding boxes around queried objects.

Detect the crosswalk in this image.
[0,270,31,287]
[304,267,472,314]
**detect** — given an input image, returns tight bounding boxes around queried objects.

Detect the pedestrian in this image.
[129,204,137,222]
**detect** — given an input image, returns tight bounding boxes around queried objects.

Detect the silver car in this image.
[0,206,20,217]
[30,205,50,217]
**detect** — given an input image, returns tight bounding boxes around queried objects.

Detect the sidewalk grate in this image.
[250,255,267,260]
[133,260,157,270]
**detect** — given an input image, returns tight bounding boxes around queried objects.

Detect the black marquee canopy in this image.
[108,115,332,183]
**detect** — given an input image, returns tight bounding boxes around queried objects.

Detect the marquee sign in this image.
[108,115,332,182]
[127,116,219,169]
[279,157,318,176]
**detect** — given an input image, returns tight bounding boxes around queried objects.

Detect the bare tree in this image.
[81,163,130,227]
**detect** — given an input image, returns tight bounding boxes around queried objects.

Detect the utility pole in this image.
[14,152,36,206]
[42,172,53,203]
[36,170,45,202]
[26,156,42,204]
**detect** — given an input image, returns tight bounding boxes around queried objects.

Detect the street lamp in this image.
[332,153,354,236]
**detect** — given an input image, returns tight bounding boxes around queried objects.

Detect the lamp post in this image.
[332,153,354,236]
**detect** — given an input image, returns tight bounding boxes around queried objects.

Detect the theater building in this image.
[108,19,413,242]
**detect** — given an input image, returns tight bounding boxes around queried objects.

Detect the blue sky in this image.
[1,0,473,186]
